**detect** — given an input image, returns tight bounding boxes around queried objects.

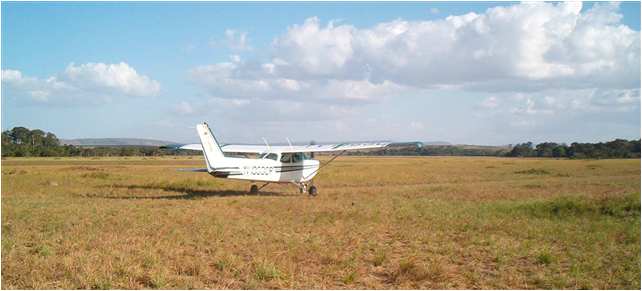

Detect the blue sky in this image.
[2,1,640,145]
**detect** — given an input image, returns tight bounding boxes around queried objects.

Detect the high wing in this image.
[164,142,401,153]
[223,142,390,153]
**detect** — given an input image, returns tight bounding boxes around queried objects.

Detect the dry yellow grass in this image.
[1,156,640,289]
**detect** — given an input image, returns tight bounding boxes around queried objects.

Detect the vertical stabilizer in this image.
[196,122,226,171]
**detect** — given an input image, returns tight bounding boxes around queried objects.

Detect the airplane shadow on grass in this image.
[90,183,293,200]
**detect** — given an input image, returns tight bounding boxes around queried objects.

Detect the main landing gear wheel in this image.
[308,186,318,196]
[250,184,259,194]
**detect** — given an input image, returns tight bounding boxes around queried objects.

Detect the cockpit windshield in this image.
[259,153,278,161]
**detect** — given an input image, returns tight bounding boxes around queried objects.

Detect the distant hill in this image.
[423,141,451,146]
[450,144,512,150]
[60,138,176,147]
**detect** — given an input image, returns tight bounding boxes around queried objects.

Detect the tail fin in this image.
[196,122,226,171]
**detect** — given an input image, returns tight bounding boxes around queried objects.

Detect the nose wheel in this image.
[308,185,317,196]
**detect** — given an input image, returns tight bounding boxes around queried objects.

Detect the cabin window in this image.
[264,153,278,161]
[292,152,304,163]
[280,153,292,163]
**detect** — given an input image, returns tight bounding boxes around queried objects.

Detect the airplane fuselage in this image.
[207,156,320,183]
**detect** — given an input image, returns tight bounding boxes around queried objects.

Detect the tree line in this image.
[1,126,640,159]
[348,145,511,157]
[1,127,185,157]
[506,140,641,158]
[365,139,640,158]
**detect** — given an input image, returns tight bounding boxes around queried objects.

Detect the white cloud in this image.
[190,58,404,104]
[2,62,160,104]
[62,62,160,96]
[272,17,355,76]
[263,2,638,90]
[616,90,640,104]
[480,96,499,109]
[587,88,641,111]
[1,69,23,82]
[192,2,638,106]
[471,87,640,144]
[174,97,359,125]
[479,88,639,118]
[224,29,251,51]
[184,2,639,140]
[175,101,195,115]
[510,97,555,116]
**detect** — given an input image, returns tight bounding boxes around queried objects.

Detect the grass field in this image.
[1,156,640,289]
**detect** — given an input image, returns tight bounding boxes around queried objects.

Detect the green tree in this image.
[1,131,15,157]
[552,145,567,158]
[535,142,558,157]
[605,139,631,158]
[43,132,59,147]
[508,142,534,157]
[29,129,46,147]
[10,127,31,144]
[2,130,11,145]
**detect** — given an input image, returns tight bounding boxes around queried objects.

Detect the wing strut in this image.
[303,150,347,181]
[262,137,272,154]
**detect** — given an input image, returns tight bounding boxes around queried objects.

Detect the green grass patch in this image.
[81,172,111,179]
[514,168,551,175]
[392,259,430,283]
[254,261,281,281]
[536,251,553,265]
[510,193,640,219]
[2,169,27,175]
[372,249,387,266]
[342,270,357,284]
[91,279,113,290]
[214,259,228,271]
[32,244,52,257]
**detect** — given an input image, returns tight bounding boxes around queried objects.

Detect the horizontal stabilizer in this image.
[161,144,203,151]
[177,168,209,172]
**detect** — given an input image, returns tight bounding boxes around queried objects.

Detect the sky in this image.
[2,1,640,145]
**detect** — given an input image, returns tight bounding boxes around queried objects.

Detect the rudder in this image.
[196,122,226,171]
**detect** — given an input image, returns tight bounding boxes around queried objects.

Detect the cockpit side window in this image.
[280,153,292,163]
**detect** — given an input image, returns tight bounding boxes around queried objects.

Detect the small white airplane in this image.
[166,122,419,195]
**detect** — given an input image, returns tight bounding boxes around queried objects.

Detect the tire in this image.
[250,184,259,194]
[308,186,317,196]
